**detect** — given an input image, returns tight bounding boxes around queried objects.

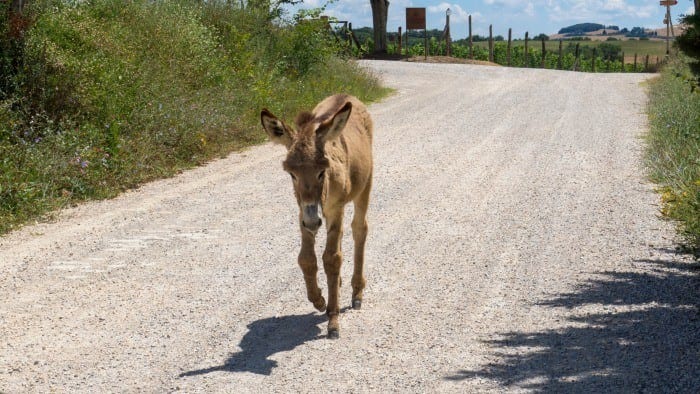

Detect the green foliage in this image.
[646,57,700,255]
[597,42,622,61]
[0,0,388,234]
[558,23,604,35]
[627,26,649,38]
[676,13,700,61]
[393,39,644,72]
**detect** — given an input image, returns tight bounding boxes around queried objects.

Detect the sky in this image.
[288,0,696,39]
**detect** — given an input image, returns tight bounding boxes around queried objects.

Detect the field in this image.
[470,38,669,60]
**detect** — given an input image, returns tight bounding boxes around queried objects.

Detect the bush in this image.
[0,0,388,233]
[646,57,700,255]
[676,13,700,61]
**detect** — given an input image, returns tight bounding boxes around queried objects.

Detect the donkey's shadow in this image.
[179,313,326,377]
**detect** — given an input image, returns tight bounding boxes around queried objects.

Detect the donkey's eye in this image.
[318,170,326,180]
[289,173,297,181]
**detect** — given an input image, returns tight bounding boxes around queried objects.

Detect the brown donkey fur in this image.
[261,94,373,339]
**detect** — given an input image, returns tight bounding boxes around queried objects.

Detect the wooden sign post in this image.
[406,8,427,59]
[660,0,677,55]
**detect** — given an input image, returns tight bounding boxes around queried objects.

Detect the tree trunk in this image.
[11,0,24,14]
[695,0,699,15]
[370,0,389,54]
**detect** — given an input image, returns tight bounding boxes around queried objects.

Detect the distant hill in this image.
[558,23,605,35]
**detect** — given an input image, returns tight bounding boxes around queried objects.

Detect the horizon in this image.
[287,0,696,40]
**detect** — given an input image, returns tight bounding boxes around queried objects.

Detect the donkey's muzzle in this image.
[301,204,322,233]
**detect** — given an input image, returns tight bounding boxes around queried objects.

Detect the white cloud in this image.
[545,0,656,24]
[482,0,536,17]
[524,2,534,16]
[302,0,323,8]
[483,0,530,6]
[427,3,471,23]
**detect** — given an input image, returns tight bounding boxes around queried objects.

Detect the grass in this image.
[0,0,389,234]
[645,56,700,256]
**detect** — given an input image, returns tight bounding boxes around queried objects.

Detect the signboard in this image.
[406,8,426,30]
[659,0,677,5]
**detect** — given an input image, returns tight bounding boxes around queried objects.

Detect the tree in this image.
[627,27,647,38]
[677,13,700,61]
[597,42,621,61]
[369,0,388,53]
[11,0,24,14]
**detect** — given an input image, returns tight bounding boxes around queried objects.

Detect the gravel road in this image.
[2,61,699,393]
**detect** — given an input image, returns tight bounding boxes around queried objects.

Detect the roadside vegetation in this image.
[392,39,662,72]
[645,11,700,256]
[0,0,389,234]
[646,56,700,256]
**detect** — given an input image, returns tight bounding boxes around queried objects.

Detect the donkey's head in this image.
[260,102,353,233]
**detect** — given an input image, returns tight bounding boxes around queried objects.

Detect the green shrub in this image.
[646,57,700,255]
[676,13,700,61]
[0,0,388,234]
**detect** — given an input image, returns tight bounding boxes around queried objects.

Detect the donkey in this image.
[260,94,373,339]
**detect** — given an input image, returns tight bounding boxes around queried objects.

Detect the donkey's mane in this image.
[294,111,315,129]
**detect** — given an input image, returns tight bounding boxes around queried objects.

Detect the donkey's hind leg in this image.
[351,178,371,310]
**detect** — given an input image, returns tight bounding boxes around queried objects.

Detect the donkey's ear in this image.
[261,109,294,148]
[318,102,352,142]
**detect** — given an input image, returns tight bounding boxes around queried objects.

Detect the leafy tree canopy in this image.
[558,23,604,35]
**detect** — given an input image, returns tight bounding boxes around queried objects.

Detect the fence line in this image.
[366,21,665,73]
[330,16,665,73]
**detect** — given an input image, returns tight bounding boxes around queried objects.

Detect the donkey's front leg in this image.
[299,228,326,312]
[322,208,344,339]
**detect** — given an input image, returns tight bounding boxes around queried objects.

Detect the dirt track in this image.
[2,61,699,392]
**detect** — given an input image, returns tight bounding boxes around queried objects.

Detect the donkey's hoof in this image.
[313,297,327,312]
[352,299,362,310]
[327,328,340,339]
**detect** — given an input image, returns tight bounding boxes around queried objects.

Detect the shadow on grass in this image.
[447,258,700,392]
[179,312,326,377]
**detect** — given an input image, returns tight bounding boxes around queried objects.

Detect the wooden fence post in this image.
[425,28,428,59]
[406,29,409,55]
[507,28,512,67]
[592,47,596,72]
[348,23,362,54]
[621,52,625,72]
[488,24,494,63]
[634,53,638,72]
[468,15,473,60]
[558,40,563,70]
[524,32,529,68]
[573,43,580,71]
[398,26,402,55]
[644,54,649,72]
[541,37,546,68]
